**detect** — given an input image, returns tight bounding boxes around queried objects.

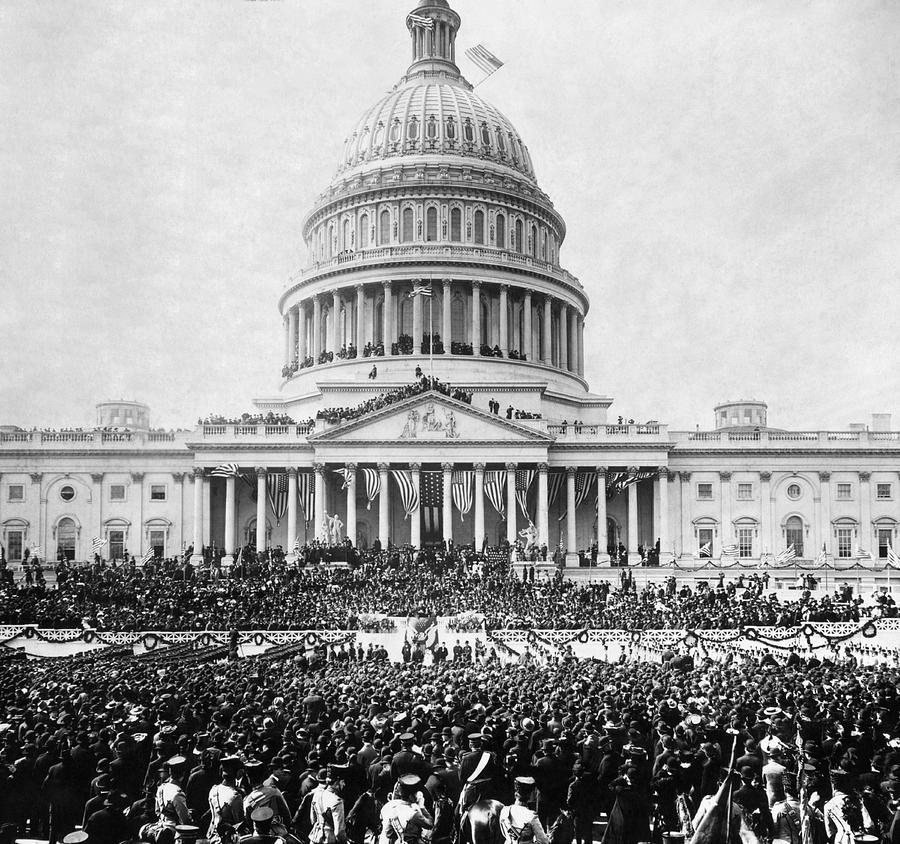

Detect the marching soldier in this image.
[499,777,548,844]
[379,774,432,844]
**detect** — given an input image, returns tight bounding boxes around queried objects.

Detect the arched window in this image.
[426,206,438,241]
[406,117,419,141]
[481,123,492,148]
[379,210,391,244]
[496,214,506,248]
[496,128,506,152]
[426,116,438,140]
[510,135,519,164]
[451,294,466,343]
[446,117,457,141]
[450,208,462,242]
[327,223,334,258]
[463,119,475,143]
[343,218,352,251]
[390,119,402,144]
[530,224,537,256]
[514,219,523,253]
[402,208,414,242]
[57,517,76,561]
[785,516,804,558]
[358,213,369,249]
[474,210,485,245]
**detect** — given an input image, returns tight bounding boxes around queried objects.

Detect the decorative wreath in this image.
[682,631,699,647]
[576,630,589,644]
[23,626,36,639]
[743,628,759,641]
[142,633,160,651]
[82,630,96,644]
[630,630,642,644]
[861,621,878,639]
[253,632,265,647]
[305,632,318,646]
[199,632,213,647]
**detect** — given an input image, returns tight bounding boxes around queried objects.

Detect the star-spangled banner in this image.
[515,469,534,521]
[484,470,506,520]
[420,471,443,535]
[391,470,419,520]
[362,468,380,510]
[266,473,289,524]
[452,470,474,522]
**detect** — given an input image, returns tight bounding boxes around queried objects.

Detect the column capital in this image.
[409,462,422,472]
[658,466,669,479]
[172,472,184,483]
[818,471,831,482]
[566,466,577,477]
[595,466,608,477]
[255,466,267,477]
[90,472,104,484]
[313,292,322,302]
[441,462,454,472]
[130,472,144,482]
[859,471,871,482]
[505,462,517,471]
[759,471,772,482]
[381,280,392,289]
[377,462,391,472]
[537,462,549,473]
[719,471,732,481]
[287,466,298,478]
[473,462,485,472]
[354,283,365,292]
[345,462,358,472]
[627,465,640,474]
[499,283,509,292]
[679,471,691,482]
[442,277,452,287]
[472,279,482,289]
[192,467,204,479]
[314,463,326,475]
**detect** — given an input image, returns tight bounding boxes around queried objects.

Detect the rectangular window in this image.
[7,484,24,502]
[697,483,713,500]
[736,483,752,500]
[879,529,893,559]
[836,483,852,500]
[109,530,125,561]
[7,531,23,561]
[149,484,167,501]
[698,528,713,557]
[109,484,126,502]
[876,483,892,500]
[836,528,853,559]
[737,528,753,558]
[149,530,166,558]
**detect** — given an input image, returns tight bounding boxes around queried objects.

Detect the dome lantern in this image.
[405,1,461,77]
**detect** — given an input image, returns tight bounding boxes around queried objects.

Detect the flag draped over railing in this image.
[266,473,289,524]
[484,471,506,519]
[889,543,900,566]
[298,472,314,523]
[515,469,534,521]
[362,468,380,510]
[452,470,474,521]
[420,471,443,534]
[722,543,738,556]
[695,542,712,559]
[391,470,419,520]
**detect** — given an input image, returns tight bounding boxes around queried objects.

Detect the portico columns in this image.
[286,468,298,557]
[312,295,322,358]
[378,463,390,546]
[345,463,357,547]
[537,463,549,550]
[577,317,585,376]
[596,467,608,559]
[542,297,552,364]
[191,467,204,563]
[442,280,452,348]
[283,316,291,366]
[568,309,578,372]
[255,467,266,552]
[442,463,453,545]
[298,303,307,362]
[720,472,732,554]
[412,286,423,347]
[658,467,670,559]
[474,463,485,548]
[224,474,236,556]
[559,304,569,371]
[860,472,872,558]
[314,464,326,541]
[472,281,482,351]
[680,472,693,557]
[331,291,341,352]
[565,466,577,551]
[506,462,517,545]
[355,286,365,351]
[410,463,422,548]
[523,291,533,360]
[499,285,509,354]
[627,466,639,563]
[382,282,393,348]
[819,472,831,556]
[759,472,772,556]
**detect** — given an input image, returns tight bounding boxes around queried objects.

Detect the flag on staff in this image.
[30,545,42,559]
[774,545,796,565]
[696,542,711,558]
[484,471,506,519]
[266,473,289,524]
[420,471,443,534]
[91,536,106,552]
[548,470,565,508]
[411,281,433,297]
[687,762,737,844]
[452,470,474,521]
[813,547,827,567]
[465,44,504,79]
[888,543,900,566]
[408,12,434,30]
[210,463,240,477]
[391,470,419,519]
[856,546,872,560]
[362,468,380,510]
[515,469,534,520]
[141,547,155,564]
[298,472,314,523]
[722,544,738,556]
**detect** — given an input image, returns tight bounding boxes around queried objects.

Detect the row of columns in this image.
[282,281,586,375]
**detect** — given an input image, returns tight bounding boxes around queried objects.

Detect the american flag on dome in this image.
[484,470,506,519]
[420,471,443,534]
[391,470,419,520]
[408,13,434,30]
[298,472,314,523]
[465,44,504,78]
[362,468,380,510]
[266,473,289,524]
[452,470,474,522]
[515,469,534,520]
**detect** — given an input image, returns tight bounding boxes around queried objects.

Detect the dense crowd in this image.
[316,378,473,425]
[198,412,297,426]
[0,548,889,632]
[3,638,900,844]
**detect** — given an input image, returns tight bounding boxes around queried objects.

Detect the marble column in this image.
[474,463,485,548]
[255,467,266,552]
[331,290,341,352]
[499,285,509,354]
[412,286,423,347]
[720,472,732,554]
[537,463,549,550]
[542,297,552,364]
[345,463,357,547]
[860,471,872,558]
[679,472,693,557]
[410,463,421,548]
[312,295,322,359]
[382,281,393,348]
[355,286,366,351]
[314,464,326,541]
[442,279,452,349]
[191,467,204,563]
[288,307,299,362]
[298,303,307,362]
[658,467,670,559]
[819,472,831,555]
[627,467,639,563]
[224,474,236,556]
[759,472,772,556]
[506,462,517,545]
[378,463,390,546]
[559,303,569,371]
[596,467,608,559]
[566,466,577,551]
[287,468,298,557]
[442,462,453,544]
[283,316,290,366]
[524,290,533,361]
[569,309,578,373]
[472,281,481,351]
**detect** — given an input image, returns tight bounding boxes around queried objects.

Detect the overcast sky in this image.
[2,0,899,431]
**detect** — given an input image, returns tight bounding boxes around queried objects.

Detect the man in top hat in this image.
[498,777,548,844]
[85,790,132,844]
[140,755,193,844]
[208,755,244,844]
[378,774,432,844]
[309,766,347,844]
[733,764,773,842]
[243,759,291,841]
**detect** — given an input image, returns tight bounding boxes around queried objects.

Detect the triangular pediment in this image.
[309,391,553,444]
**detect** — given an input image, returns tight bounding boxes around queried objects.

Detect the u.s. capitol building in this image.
[2,1,898,576]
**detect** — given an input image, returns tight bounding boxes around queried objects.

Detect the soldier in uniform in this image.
[309,766,347,844]
[239,806,283,844]
[208,755,244,844]
[140,755,193,844]
[499,777,549,844]
[378,774,433,844]
[243,760,292,841]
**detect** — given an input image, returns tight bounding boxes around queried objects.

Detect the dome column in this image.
[499,285,509,355]
[382,281,393,350]
[442,462,454,544]
[355,285,366,352]
[298,303,307,363]
[312,295,322,361]
[331,290,341,353]
[559,303,569,371]
[471,281,481,352]
[283,316,290,367]
[412,283,424,347]
[288,307,298,365]
[569,309,579,374]
[524,291,532,361]
[577,315,585,376]
[542,296,552,364]
[442,279,452,351]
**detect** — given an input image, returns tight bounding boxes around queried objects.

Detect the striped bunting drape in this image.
[266,473,289,524]
[298,472,314,523]
[484,470,506,519]
[333,467,352,490]
[515,468,535,521]
[362,468,380,510]
[452,470,474,522]
[391,470,419,520]
[210,463,239,478]
[575,471,596,508]
[548,470,565,508]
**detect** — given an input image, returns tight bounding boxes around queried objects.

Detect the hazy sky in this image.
[2,0,899,431]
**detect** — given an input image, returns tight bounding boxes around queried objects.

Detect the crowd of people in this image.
[3,637,900,844]
[197,413,297,427]
[316,378,473,425]
[0,546,888,632]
